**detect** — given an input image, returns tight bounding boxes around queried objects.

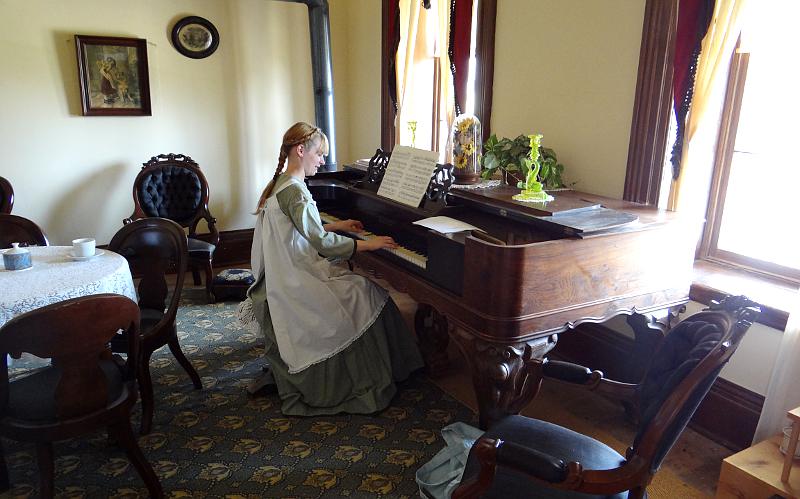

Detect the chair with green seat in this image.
[0,294,163,498]
[452,295,761,499]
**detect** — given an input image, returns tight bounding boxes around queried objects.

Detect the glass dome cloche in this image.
[451,114,482,184]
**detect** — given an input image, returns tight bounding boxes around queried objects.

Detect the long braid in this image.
[254,147,288,213]
[253,122,329,214]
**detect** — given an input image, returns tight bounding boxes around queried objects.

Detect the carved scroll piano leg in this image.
[415,304,450,378]
[451,328,558,430]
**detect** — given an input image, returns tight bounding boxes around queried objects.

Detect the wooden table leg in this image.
[782,423,800,482]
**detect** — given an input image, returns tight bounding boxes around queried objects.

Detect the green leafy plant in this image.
[480,134,567,189]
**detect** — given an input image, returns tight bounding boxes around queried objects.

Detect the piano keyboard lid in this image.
[448,186,639,237]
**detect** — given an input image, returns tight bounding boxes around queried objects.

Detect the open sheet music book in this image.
[376,145,439,208]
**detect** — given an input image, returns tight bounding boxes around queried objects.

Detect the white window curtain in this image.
[395,0,455,158]
[754,295,800,443]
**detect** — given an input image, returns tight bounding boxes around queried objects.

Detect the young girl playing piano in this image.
[240,121,424,416]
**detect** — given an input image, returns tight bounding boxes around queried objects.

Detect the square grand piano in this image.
[312,153,697,429]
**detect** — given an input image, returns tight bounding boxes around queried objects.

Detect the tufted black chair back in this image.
[631,296,761,474]
[0,177,13,214]
[125,153,219,299]
[138,165,202,223]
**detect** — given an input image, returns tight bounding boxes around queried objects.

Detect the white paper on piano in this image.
[413,216,481,234]
[376,145,439,208]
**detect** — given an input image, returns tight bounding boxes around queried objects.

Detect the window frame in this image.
[381,0,496,152]
[698,47,800,284]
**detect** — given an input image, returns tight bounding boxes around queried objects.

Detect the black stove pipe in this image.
[282,0,337,171]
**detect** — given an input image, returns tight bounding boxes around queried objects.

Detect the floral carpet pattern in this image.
[3,293,477,498]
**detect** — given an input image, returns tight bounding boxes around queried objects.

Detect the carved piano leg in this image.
[451,328,558,430]
[415,303,450,378]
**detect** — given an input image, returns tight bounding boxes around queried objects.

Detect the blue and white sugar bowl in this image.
[3,243,32,271]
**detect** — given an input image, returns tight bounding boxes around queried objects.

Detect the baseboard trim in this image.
[211,228,254,267]
[552,323,762,451]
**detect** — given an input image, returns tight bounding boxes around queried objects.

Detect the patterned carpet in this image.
[3,292,477,498]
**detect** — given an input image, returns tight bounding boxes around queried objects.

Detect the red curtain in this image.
[387,0,401,109]
[670,0,715,179]
[449,0,473,115]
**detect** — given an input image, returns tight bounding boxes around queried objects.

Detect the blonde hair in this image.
[254,122,329,213]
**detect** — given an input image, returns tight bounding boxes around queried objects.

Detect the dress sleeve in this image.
[276,183,356,259]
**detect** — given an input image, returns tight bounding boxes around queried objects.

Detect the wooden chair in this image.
[0,213,49,248]
[452,295,761,499]
[0,176,13,214]
[109,217,202,435]
[124,153,219,300]
[0,294,163,498]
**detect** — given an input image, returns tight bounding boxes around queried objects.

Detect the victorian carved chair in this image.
[0,294,163,498]
[452,295,761,499]
[0,214,49,248]
[109,217,202,434]
[0,176,13,214]
[125,153,218,299]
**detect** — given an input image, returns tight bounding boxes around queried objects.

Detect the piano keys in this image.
[309,169,698,429]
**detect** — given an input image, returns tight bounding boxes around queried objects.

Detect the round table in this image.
[0,246,137,328]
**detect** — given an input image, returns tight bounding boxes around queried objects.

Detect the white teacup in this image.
[72,238,96,258]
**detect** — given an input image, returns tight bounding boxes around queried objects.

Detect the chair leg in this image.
[0,440,10,492]
[35,442,54,499]
[108,419,164,499]
[138,351,155,435]
[168,332,202,389]
[204,260,214,300]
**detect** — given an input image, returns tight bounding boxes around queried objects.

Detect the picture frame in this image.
[75,35,151,116]
[171,16,219,59]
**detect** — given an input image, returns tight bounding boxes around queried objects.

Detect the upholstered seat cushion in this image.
[5,361,125,422]
[187,237,215,257]
[461,415,636,499]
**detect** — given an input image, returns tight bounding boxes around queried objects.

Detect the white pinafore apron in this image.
[253,177,388,373]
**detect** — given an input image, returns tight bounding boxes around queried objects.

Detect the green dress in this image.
[247,175,424,416]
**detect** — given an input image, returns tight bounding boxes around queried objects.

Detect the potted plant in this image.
[480,133,567,190]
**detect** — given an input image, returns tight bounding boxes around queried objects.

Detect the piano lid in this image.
[448,185,638,237]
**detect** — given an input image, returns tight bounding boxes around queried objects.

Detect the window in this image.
[381,0,496,155]
[697,11,800,283]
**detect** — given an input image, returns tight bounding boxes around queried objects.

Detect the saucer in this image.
[68,249,104,261]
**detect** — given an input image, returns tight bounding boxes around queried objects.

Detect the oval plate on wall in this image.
[171,16,219,59]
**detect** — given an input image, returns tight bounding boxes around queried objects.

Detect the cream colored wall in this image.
[0,0,316,244]
[490,0,644,198]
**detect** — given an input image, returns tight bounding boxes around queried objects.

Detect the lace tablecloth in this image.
[0,246,137,328]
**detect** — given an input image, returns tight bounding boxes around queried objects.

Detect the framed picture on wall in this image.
[171,16,219,59]
[75,35,151,116]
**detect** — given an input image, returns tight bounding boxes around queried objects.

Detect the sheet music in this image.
[377,145,439,208]
[413,216,481,234]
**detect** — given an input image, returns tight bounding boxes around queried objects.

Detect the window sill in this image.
[691,260,797,331]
